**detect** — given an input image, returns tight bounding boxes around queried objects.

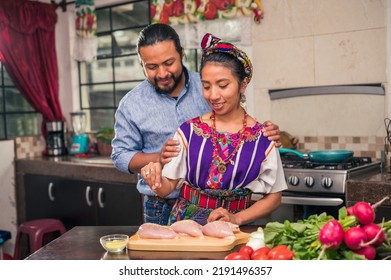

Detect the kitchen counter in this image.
[15,155,137,184]
[346,167,391,221]
[25,225,258,260]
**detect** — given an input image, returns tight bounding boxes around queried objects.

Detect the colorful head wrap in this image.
[201,33,253,83]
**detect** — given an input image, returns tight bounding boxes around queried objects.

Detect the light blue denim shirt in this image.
[111,68,211,198]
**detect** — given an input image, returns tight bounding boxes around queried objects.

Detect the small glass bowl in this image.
[100,234,129,253]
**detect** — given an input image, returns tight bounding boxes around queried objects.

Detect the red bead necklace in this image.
[211,109,247,174]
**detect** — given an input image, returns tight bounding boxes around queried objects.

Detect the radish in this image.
[344,227,367,250]
[317,220,344,260]
[319,220,344,249]
[346,206,355,216]
[353,245,376,260]
[351,196,389,225]
[352,202,375,225]
[362,224,385,247]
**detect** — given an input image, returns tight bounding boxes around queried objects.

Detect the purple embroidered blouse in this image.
[163,116,287,194]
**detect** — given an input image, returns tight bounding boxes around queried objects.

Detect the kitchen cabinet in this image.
[24,174,143,230]
[24,174,64,221]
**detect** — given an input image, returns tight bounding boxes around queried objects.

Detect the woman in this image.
[142,33,287,226]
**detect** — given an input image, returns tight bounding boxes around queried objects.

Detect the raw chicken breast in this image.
[202,221,238,238]
[137,223,179,239]
[170,220,204,237]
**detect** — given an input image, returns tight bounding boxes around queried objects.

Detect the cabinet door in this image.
[95,182,143,226]
[56,179,96,229]
[24,175,142,229]
[24,174,63,221]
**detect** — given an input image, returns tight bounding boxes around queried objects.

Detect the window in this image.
[0,62,41,140]
[78,0,201,131]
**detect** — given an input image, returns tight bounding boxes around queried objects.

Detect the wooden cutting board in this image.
[127,230,249,252]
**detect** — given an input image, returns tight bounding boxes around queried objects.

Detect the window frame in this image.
[77,0,201,132]
[0,62,41,140]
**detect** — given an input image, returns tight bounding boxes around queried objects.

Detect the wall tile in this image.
[313,0,386,34]
[314,29,386,85]
[15,136,46,159]
[296,135,385,160]
[253,0,314,42]
[253,37,315,89]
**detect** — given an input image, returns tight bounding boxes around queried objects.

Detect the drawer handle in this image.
[98,187,105,208]
[281,196,344,206]
[48,182,55,201]
[85,186,93,207]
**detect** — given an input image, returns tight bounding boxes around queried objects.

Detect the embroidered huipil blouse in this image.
[163,117,287,195]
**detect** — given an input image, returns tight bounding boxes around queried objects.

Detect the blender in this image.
[70,112,89,154]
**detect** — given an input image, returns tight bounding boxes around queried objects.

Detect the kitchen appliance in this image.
[70,112,88,154]
[255,154,381,224]
[46,121,67,156]
[279,148,354,163]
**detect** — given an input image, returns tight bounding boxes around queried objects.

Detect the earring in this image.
[240,93,247,109]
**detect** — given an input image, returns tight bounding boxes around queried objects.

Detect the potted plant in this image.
[95,127,114,156]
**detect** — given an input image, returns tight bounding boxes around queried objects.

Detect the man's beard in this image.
[153,69,184,95]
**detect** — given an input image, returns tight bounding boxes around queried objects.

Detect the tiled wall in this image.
[251,0,386,145]
[14,135,385,162]
[14,134,99,159]
[14,136,46,159]
[296,136,385,161]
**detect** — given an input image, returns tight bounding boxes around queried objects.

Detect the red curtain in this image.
[0,0,64,136]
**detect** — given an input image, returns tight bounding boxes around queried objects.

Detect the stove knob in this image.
[304,176,314,187]
[321,177,333,188]
[288,176,299,186]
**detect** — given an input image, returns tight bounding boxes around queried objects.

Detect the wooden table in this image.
[25,226,257,260]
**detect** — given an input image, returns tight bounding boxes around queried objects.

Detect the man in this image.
[111,23,281,225]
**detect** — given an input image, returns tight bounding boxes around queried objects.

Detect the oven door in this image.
[252,191,345,225]
[281,193,344,207]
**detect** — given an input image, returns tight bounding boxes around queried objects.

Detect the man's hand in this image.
[262,120,281,147]
[141,162,163,191]
[160,137,180,164]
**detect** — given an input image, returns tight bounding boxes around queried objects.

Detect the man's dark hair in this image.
[137,23,183,56]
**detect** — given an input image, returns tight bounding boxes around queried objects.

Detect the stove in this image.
[281,156,381,195]
[253,155,382,224]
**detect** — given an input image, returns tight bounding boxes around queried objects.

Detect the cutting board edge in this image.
[127,231,249,252]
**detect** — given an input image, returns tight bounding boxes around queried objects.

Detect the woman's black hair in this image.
[200,52,247,83]
[137,23,183,56]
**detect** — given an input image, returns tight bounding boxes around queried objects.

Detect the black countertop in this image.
[345,166,391,222]
[25,226,258,260]
[15,156,137,184]
[346,167,391,206]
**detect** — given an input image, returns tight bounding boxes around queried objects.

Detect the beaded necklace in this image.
[211,109,247,174]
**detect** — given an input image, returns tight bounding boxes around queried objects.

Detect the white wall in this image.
[250,0,388,137]
[0,140,16,256]
[50,0,390,138]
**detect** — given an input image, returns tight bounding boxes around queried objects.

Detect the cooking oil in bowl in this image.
[100,234,129,253]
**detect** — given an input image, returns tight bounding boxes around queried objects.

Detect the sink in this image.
[69,156,114,166]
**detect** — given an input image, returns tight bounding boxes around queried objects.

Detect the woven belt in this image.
[180,184,251,212]
[146,195,177,206]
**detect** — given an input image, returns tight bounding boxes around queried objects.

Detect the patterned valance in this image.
[150,0,264,25]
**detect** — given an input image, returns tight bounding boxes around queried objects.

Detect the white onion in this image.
[246,227,265,250]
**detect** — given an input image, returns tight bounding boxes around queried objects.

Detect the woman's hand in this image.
[207,207,240,225]
[160,137,180,164]
[141,162,163,192]
[262,120,281,147]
